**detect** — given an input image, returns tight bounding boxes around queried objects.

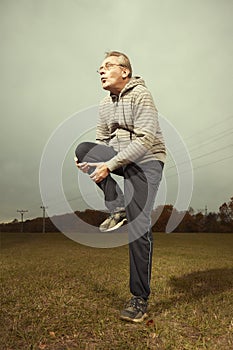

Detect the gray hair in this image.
[105,51,132,78]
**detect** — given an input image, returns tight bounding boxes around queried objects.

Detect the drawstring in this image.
[121,97,133,141]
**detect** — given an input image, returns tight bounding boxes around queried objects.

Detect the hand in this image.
[89,162,110,183]
[74,157,90,173]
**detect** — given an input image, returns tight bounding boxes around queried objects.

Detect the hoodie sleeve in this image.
[105,90,162,171]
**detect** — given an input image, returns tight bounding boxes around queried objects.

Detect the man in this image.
[75,51,166,323]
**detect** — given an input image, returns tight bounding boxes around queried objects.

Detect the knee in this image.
[75,142,95,162]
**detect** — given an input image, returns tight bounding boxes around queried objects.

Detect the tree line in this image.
[1,197,232,233]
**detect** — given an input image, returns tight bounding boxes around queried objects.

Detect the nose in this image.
[97,64,108,74]
[98,66,107,75]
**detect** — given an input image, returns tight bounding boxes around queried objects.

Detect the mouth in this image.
[101,77,107,83]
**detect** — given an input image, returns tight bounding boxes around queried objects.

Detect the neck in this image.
[109,78,130,95]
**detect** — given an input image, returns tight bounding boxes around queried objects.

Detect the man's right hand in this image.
[74,157,90,173]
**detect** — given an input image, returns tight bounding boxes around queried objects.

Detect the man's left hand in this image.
[89,162,110,183]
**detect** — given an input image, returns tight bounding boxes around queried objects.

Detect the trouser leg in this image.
[124,161,163,300]
[129,230,153,301]
[75,142,124,212]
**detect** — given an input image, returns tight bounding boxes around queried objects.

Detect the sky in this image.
[1,0,233,223]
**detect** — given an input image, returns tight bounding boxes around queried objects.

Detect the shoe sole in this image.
[99,218,127,232]
[120,313,148,323]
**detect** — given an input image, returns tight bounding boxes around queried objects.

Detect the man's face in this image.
[98,56,129,94]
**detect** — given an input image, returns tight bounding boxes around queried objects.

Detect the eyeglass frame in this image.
[97,62,125,74]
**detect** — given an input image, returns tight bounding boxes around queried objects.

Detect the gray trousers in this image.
[75,142,163,300]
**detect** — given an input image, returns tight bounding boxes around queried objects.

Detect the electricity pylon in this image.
[17,209,28,233]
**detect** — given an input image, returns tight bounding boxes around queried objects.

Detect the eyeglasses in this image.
[97,63,124,74]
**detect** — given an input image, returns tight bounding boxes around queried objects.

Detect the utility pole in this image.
[205,205,208,216]
[40,206,48,233]
[17,209,28,233]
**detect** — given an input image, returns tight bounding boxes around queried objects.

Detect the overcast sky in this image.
[1,0,233,223]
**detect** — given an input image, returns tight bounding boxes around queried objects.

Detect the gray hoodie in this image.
[96,76,166,171]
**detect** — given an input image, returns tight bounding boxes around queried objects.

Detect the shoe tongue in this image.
[131,297,140,306]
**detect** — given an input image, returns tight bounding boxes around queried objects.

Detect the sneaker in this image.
[120,296,148,323]
[99,211,127,232]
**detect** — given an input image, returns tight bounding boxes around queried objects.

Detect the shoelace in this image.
[127,297,146,312]
[110,212,122,221]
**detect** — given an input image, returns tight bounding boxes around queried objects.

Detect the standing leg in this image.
[124,161,163,300]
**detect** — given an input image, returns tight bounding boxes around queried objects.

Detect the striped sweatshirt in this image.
[96,76,166,172]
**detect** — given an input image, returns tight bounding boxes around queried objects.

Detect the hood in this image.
[110,76,146,101]
[120,76,146,96]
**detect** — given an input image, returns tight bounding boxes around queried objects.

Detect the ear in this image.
[122,67,130,79]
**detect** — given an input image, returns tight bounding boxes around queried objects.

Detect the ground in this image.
[1,232,233,349]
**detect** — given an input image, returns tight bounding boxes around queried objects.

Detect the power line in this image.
[166,143,233,171]
[188,128,233,152]
[164,116,233,168]
[165,154,233,178]
[170,128,233,157]
[165,126,233,165]
[191,154,233,172]
[182,115,233,143]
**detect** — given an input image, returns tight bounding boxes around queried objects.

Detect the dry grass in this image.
[1,232,233,349]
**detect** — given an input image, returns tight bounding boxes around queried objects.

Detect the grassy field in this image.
[1,232,233,350]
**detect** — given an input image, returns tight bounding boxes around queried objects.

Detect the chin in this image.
[102,83,111,91]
